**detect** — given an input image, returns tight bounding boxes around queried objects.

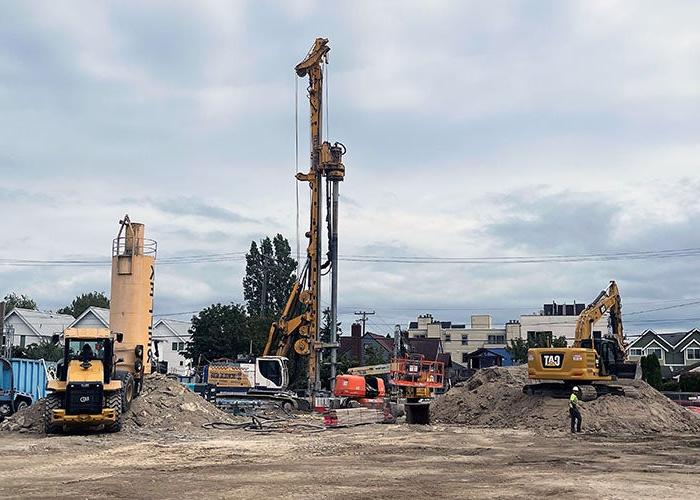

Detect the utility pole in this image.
[354,310,375,337]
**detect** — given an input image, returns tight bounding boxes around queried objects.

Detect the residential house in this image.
[153,319,193,376]
[626,329,700,377]
[407,314,518,365]
[68,306,110,329]
[464,347,514,369]
[518,301,608,346]
[2,308,75,348]
[338,323,395,365]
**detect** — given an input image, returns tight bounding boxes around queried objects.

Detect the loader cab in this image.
[56,328,119,383]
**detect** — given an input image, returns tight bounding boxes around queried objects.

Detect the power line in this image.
[3,246,700,268]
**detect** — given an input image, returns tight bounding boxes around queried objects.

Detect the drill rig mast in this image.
[263,38,346,394]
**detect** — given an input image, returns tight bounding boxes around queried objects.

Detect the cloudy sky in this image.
[2,0,700,336]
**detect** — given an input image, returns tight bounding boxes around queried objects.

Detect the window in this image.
[488,335,505,344]
[67,339,106,361]
[629,348,643,357]
[444,333,451,342]
[687,348,700,360]
[461,335,469,345]
[179,361,184,366]
[20,335,26,348]
[646,347,662,360]
[462,352,469,363]
[172,342,178,351]
[172,342,185,351]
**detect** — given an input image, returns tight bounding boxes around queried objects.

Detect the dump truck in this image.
[44,216,156,432]
[0,357,47,420]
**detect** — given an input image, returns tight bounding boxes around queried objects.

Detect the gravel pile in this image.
[0,373,240,436]
[430,365,700,434]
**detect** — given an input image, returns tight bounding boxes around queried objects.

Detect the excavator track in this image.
[523,382,640,401]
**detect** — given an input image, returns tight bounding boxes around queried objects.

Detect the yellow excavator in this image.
[525,281,639,400]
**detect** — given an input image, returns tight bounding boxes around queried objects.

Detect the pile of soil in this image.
[430,365,700,434]
[0,373,239,436]
[122,374,241,435]
[0,400,45,433]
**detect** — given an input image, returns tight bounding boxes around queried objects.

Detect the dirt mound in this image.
[431,365,700,434]
[0,400,45,433]
[123,374,240,435]
[0,374,239,436]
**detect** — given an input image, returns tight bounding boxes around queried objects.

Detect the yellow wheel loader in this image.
[524,281,639,401]
[45,328,126,433]
[44,215,156,433]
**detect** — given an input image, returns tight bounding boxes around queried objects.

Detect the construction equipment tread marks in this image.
[104,391,123,433]
[43,393,63,434]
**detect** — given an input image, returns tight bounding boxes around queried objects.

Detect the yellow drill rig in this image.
[263,38,346,394]
[525,281,639,400]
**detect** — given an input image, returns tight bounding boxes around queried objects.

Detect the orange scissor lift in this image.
[389,354,445,424]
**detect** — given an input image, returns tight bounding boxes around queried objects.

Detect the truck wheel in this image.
[104,391,123,433]
[43,393,63,435]
[15,401,29,412]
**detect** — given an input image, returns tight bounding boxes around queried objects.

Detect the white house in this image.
[2,308,75,348]
[68,306,110,329]
[153,319,192,376]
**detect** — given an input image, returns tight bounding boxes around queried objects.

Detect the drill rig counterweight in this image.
[263,38,346,395]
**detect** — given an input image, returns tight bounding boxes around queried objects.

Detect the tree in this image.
[506,338,529,364]
[3,293,37,313]
[57,291,110,317]
[641,354,662,390]
[506,335,569,365]
[25,340,63,362]
[184,303,265,364]
[552,336,568,348]
[243,235,297,316]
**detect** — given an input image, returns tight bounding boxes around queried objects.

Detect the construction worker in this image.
[569,386,582,433]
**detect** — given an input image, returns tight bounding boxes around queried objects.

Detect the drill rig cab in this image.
[525,281,638,400]
[45,328,125,433]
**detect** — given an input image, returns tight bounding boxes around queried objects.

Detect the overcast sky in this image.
[2,1,700,336]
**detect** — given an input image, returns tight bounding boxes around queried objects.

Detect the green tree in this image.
[506,338,529,364]
[25,340,63,362]
[57,291,110,317]
[552,336,568,348]
[3,293,37,313]
[184,303,264,364]
[641,354,662,390]
[243,235,297,316]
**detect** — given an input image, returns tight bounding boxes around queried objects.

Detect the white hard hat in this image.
[572,386,580,391]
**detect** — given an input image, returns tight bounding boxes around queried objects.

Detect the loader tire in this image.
[43,393,63,435]
[113,371,135,412]
[104,390,123,433]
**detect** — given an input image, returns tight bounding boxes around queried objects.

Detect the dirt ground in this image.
[1,423,698,499]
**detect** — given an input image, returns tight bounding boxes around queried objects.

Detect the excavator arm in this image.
[573,280,625,353]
